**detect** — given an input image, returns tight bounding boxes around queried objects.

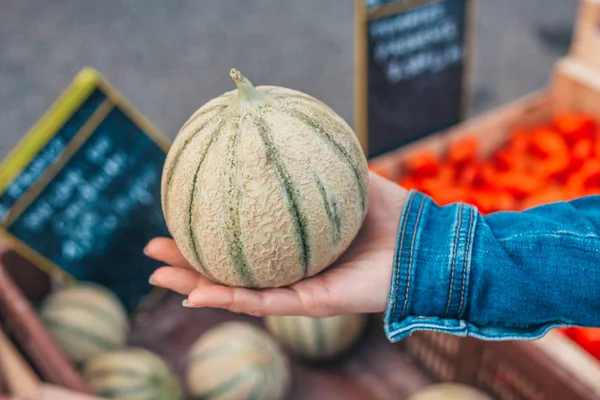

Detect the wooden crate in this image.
[366,0,600,397]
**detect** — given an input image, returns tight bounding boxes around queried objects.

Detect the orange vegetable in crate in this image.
[436,165,455,182]
[494,171,543,199]
[458,164,478,187]
[398,177,421,191]
[507,128,532,153]
[566,160,600,191]
[572,138,594,162]
[446,136,479,166]
[595,140,600,158]
[430,186,471,206]
[420,177,452,197]
[570,328,600,361]
[520,187,570,210]
[470,191,496,215]
[553,112,597,141]
[533,155,570,181]
[458,162,496,188]
[403,152,439,177]
[493,149,524,171]
[492,191,517,212]
[530,128,569,159]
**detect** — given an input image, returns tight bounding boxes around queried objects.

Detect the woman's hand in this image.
[146,171,408,318]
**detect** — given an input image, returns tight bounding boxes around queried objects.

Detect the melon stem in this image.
[230,68,263,107]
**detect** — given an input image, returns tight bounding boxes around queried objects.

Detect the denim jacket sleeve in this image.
[384,190,600,342]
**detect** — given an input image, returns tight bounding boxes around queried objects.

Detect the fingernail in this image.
[182,299,194,308]
[143,244,151,255]
[148,273,156,285]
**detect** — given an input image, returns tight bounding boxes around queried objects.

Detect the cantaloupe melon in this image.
[39,283,128,365]
[408,384,493,400]
[83,347,181,400]
[264,313,367,360]
[161,68,369,288]
[186,321,290,400]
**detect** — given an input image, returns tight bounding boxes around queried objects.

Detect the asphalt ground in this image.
[0,0,577,158]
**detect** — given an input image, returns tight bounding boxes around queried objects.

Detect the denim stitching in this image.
[458,207,474,317]
[402,197,426,316]
[444,203,463,317]
[497,231,600,242]
[391,193,417,321]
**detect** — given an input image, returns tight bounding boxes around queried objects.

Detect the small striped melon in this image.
[264,313,367,360]
[83,347,182,400]
[39,283,128,365]
[161,69,369,288]
[186,321,290,400]
[408,384,493,399]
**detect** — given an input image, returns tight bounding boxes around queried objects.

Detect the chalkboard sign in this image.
[0,68,171,312]
[355,0,475,158]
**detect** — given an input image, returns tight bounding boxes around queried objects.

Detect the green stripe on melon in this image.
[84,347,182,400]
[39,283,128,365]
[264,314,368,360]
[186,322,290,400]
[161,69,369,288]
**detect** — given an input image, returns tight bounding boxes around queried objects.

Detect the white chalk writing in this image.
[386,43,463,83]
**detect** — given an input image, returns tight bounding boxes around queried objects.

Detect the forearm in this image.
[384,191,600,342]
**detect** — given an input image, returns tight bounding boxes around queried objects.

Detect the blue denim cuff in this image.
[384,191,477,342]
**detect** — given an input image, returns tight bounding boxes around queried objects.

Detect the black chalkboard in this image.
[360,0,473,158]
[0,69,171,312]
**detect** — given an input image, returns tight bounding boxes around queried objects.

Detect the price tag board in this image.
[0,68,171,312]
[355,0,476,158]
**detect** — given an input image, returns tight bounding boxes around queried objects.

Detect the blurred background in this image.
[1,0,576,157]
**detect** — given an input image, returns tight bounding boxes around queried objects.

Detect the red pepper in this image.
[520,187,570,210]
[491,191,517,212]
[553,112,597,142]
[470,191,496,215]
[566,160,600,190]
[508,129,532,153]
[532,154,570,181]
[447,137,479,166]
[493,171,543,199]
[572,138,594,161]
[431,186,471,206]
[530,128,569,159]
[403,152,439,177]
[397,177,421,191]
[570,328,600,361]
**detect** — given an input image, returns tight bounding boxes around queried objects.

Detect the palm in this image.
[146,172,407,317]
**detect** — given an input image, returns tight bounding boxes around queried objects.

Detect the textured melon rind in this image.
[83,347,182,400]
[39,283,129,365]
[186,321,290,400]
[162,84,369,288]
[264,313,368,360]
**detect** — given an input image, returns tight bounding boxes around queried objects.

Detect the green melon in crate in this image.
[186,321,290,400]
[40,283,128,365]
[264,313,367,360]
[408,383,493,399]
[84,347,181,400]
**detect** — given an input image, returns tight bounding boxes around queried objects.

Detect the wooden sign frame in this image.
[0,68,171,312]
[570,0,600,71]
[354,0,477,157]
